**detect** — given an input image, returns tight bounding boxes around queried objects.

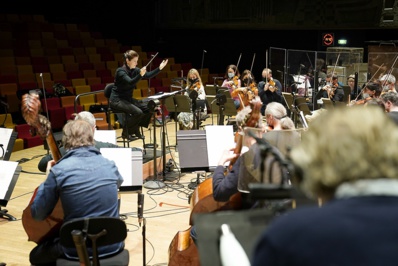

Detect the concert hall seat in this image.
[93,112,109,130]
[95,91,108,105]
[86,77,102,86]
[0,114,17,129]
[40,97,66,131]
[14,124,44,149]
[78,94,96,111]
[71,78,87,87]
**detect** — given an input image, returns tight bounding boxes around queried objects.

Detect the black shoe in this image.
[134,128,144,139]
[122,131,138,141]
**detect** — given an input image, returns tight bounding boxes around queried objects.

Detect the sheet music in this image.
[0,128,12,160]
[0,161,18,200]
[100,148,143,187]
[94,130,117,144]
[205,125,235,168]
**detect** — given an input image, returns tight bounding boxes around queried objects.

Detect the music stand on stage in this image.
[144,91,182,189]
[210,96,237,125]
[0,161,21,221]
[163,92,191,147]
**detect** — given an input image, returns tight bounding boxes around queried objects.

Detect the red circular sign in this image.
[323,33,334,46]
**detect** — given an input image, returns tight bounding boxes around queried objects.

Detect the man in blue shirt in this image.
[29,119,124,265]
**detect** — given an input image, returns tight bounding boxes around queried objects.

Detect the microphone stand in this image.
[144,104,166,189]
[142,217,146,266]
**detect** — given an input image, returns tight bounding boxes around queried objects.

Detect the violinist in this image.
[231,69,258,110]
[177,68,207,130]
[347,74,361,101]
[320,73,344,103]
[380,74,397,93]
[221,64,241,109]
[258,68,283,115]
[350,82,381,106]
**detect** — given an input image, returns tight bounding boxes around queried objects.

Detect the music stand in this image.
[210,97,237,125]
[0,161,21,221]
[163,93,191,147]
[144,91,181,189]
[205,85,217,96]
[0,128,16,161]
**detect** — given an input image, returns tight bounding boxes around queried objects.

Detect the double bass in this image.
[21,91,64,244]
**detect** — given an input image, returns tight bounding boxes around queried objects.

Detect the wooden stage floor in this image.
[0,119,213,266]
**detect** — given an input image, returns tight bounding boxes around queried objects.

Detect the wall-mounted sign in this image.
[322,33,334,46]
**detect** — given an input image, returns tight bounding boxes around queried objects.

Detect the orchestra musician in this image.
[347,74,361,101]
[258,68,283,115]
[350,82,381,106]
[320,73,344,102]
[29,119,124,265]
[109,50,168,141]
[381,91,398,125]
[177,68,207,130]
[231,69,259,110]
[221,64,241,109]
[379,74,397,93]
[189,97,264,244]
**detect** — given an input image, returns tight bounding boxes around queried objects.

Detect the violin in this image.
[353,96,372,105]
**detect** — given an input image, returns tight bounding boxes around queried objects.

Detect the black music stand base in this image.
[0,207,16,221]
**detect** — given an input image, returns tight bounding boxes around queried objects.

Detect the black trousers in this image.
[110,97,152,134]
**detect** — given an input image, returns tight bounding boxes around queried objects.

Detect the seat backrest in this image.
[104,83,114,99]
[59,216,127,250]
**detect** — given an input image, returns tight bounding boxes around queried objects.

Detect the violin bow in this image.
[234,53,242,77]
[381,54,398,88]
[250,53,256,74]
[354,63,385,101]
[145,52,159,68]
[327,53,341,98]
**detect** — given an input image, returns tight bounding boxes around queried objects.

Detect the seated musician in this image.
[177,68,207,130]
[231,69,259,110]
[189,97,264,244]
[347,74,361,101]
[320,73,344,102]
[380,74,397,93]
[29,119,124,265]
[258,68,283,115]
[221,64,241,109]
[350,82,381,106]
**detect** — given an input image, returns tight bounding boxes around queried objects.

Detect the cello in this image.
[21,91,64,244]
